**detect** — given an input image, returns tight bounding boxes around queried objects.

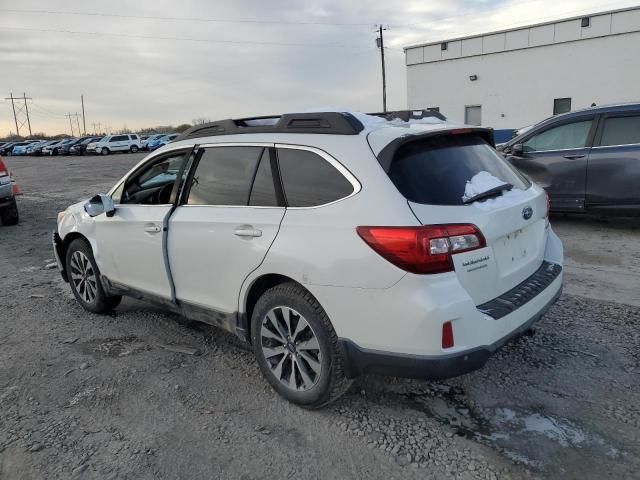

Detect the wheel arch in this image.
[240,273,318,343]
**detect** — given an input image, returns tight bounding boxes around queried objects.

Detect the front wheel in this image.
[130,145,139,153]
[100,147,109,156]
[251,283,351,409]
[65,238,122,313]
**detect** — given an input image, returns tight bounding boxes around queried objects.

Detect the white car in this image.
[86,134,142,155]
[53,111,563,408]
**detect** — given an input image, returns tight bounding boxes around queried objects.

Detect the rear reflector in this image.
[442,321,454,349]
[356,224,485,274]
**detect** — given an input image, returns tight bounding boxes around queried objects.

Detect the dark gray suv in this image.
[500,103,640,215]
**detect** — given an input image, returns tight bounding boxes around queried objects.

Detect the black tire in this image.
[0,198,19,225]
[65,238,122,313]
[100,147,109,156]
[251,282,352,409]
[130,145,139,153]
[52,149,58,156]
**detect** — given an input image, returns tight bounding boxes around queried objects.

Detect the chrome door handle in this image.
[234,227,262,238]
[144,225,162,233]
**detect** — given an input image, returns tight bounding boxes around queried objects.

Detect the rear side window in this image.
[187,146,263,205]
[388,135,530,206]
[600,115,640,146]
[111,135,128,142]
[277,148,354,207]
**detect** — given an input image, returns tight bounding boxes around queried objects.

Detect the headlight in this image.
[57,211,66,224]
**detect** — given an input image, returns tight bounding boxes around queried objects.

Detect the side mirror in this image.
[84,193,116,218]
[511,143,524,156]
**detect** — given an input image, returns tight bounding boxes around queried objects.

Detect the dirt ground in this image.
[1,153,638,479]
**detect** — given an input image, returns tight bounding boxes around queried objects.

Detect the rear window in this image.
[388,135,530,206]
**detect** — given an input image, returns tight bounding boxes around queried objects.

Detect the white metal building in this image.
[404,6,640,131]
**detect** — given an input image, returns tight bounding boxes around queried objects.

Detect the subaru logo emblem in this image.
[522,206,533,220]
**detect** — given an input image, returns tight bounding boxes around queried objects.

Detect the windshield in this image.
[388,134,530,206]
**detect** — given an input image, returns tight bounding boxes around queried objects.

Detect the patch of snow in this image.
[462,171,535,211]
[462,171,509,202]
[297,107,444,131]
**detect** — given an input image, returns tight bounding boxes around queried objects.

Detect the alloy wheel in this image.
[69,251,97,304]
[259,306,322,391]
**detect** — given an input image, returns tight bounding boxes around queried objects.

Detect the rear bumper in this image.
[339,283,561,380]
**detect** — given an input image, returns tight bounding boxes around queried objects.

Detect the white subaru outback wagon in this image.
[54,110,563,408]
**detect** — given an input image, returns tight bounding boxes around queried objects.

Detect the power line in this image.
[0,25,376,49]
[0,8,374,27]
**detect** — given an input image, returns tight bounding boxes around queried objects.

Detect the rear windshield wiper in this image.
[462,183,513,205]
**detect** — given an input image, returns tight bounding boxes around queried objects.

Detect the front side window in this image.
[187,146,263,206]
[600,115,640,146]
[523,120,592,152]
[120,151,187,205]
[277,148,354,207]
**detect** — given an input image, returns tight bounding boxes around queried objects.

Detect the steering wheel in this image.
[155,183,174,204]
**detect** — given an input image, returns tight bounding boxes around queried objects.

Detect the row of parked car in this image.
[0,133,179,157]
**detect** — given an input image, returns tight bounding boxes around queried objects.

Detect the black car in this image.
[500,103,640,215]
[70,136,103,156]
[58,136,95,155]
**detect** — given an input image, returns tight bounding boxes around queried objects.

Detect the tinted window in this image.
[111,135,128,142]
[523,120,592,152]
[277,148,353,207]
[121,152,187,205]
[388,135,529,206]
[130,134,139,140]
[187,147,263,205]
[249,149,279,207]
[600,115,640,146]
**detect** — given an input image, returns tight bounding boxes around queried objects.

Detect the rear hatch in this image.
[381,131,548,305]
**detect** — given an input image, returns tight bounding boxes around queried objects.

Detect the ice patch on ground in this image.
[462,171,534,211]
[492,408,589,448]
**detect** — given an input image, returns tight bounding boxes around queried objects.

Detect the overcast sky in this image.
[0,0,635,136]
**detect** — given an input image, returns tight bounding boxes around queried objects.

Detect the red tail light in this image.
[442,321,454,349]
[0,157,7,177]
[356,224,486,274]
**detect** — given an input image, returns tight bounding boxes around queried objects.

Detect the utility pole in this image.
[22,93,32,136]
[376,25,388,113]
[65,113,75,136]
[81,94,86,135]
[6,93,19,137]
[5,92,33,137]
[74,112,81,137]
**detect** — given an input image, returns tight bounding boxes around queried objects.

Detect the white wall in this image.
[406,10,640,128]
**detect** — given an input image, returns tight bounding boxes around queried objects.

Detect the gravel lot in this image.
[1,153,639,479]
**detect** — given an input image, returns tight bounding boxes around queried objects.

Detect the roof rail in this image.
[176,112,365,141]
[368,109,447,122]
